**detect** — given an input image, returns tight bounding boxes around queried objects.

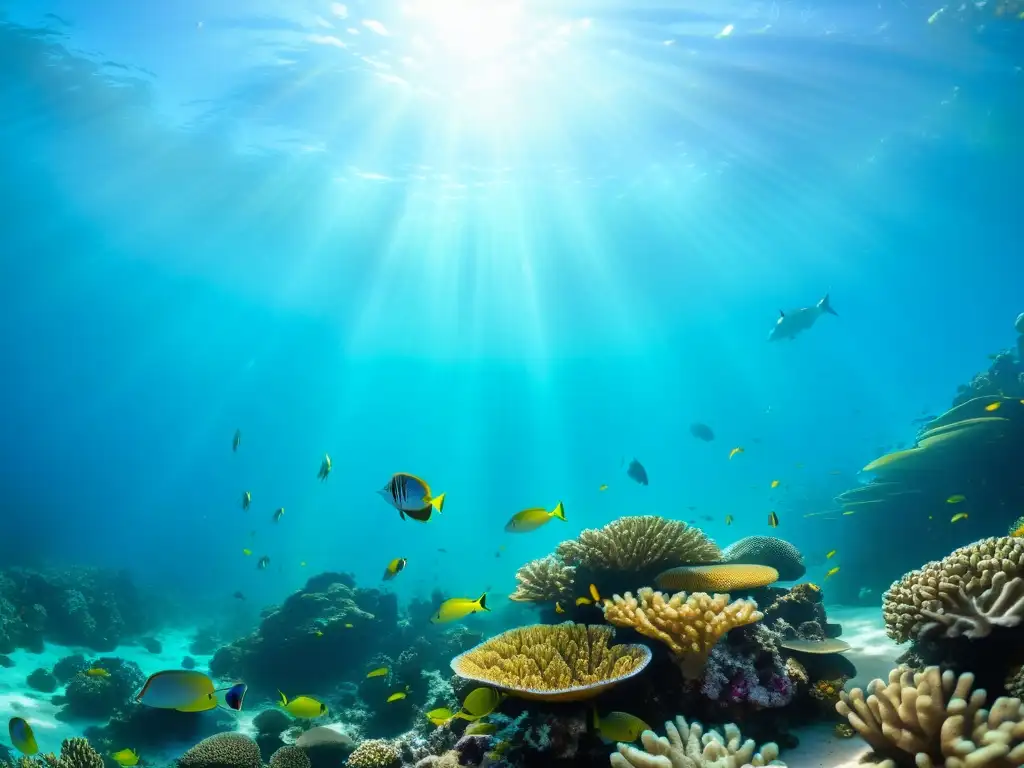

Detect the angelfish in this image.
[768,293,838,341]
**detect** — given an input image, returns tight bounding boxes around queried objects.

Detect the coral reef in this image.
[700,625,794,709]
[268,745,311,768]
[1,738,104,768]
[917,570,1024,640]
[603,588,762,679]
[451,623,652,701]
[177,733,263,768]
[720,536,806,581]
[26,668,57,693]
[883,536,1024,643]
[346,739,401,768]
[557,516,720,575]
[609,715,785,768]
[837,666,1024,768]
[58,656,144,720]
[509,556,575,604]
[656,564,779,592]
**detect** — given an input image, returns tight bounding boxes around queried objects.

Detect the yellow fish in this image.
[386,692,407,703]
[946,495,966,504]
[426,707,455,725]
[242,548,252,556]
[1011,524,1024,538]
[431,594,489,624]
[465,722,498,735]
[729,447,744,460]
[277,691,327,718]
[589,584,601,601]
[344,623,354,628]
[594,710,650,744]
[463,688,503,718]
[504,502,566,533]
[555,602,565,614]
[826,549,837,559]
[272,507,284,523]
[366,667,389,678]
[110,750,139,767]
[951,512,968,523]
[383,557,407,581]
[768,511,779,528]
[85,668,110,677]
[314,630,323,638]
[575,596,592,606]
[242,491,251,510]
[8,717,38,756]
[842,510,856,516]
[725,515,734,526]
[770,480,780,488]
[317,453,332,481]
[985,401,1002,412]
[825,567,840,579]
[598,484,608,492]
[379,473,446,522]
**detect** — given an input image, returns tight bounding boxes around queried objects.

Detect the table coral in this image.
[603,588,762,679]
[883,536,1024,643]
[836,665,1024,768]
[609,715,785,768]
[451,623,651,701]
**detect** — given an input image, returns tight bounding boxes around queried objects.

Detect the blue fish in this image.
[8,717,38,756]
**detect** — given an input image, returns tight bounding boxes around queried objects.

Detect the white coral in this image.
[609,716,784,768]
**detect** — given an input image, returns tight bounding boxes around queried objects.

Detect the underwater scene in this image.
[2,0,1024,767]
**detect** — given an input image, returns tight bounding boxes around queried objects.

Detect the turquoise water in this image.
[1,0,1023,762]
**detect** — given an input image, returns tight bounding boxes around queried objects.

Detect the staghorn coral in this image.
[556,516,721,573]
[836,665,1024,768]
[178,733,262,768]
[346,739,401,768]
[609,715,785,768]
[450,622,651,701]
[268,746,310,768]
[918,570,1024,640]
[603,588,762,679]
[656,565,779,592]
[509,555,575,603]
[883,536,1024,643]
[720,537,806,581]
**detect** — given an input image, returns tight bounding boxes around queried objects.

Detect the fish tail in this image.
[818,293,838,316]
[430,492,446,514]
[477,593,489,612]
[277,690,288,707]
[592,707,600,730]
[551,501,566,521]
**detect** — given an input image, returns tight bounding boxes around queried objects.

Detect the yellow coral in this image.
[450,622,651,702]
[509,555,575,603]
[655,564,779,592]
[883,536,1024,643]
[346,739,400,768]
[602,587,762,679]
[556,515,721,573]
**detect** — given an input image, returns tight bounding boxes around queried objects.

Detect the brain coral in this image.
[720,536,806,581]
[556,516,721,573]
[451,622,651,701]
[883,536,1024,643]
[268,746,310,768]
[656,564,779,592]
[178,733,263,768]
[509,555,576,603]
[346,739,400,768]
[603,588,762,679]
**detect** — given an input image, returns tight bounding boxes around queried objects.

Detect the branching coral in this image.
[720,536,806,581]
[509,555,576,603]
[883,536,1024,643]
[346,739,401,768]
[556,516,721,573]
[609,715,785,768]
[836,665,1024,768]
[602,588,762,679]
[178,733,263,768]
[918,571,1024,640]
[450,623,651,701]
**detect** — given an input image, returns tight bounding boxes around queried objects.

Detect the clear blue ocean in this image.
[1,0,1023,766]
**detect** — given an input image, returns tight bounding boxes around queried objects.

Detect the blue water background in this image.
[0,0,1021,622]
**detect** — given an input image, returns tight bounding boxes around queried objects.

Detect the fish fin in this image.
[818,293,838,316]
[399,509,406,521]
[478,593,489,612]
[430,492,446,514]
[278,690,288,707]
[779,309,785,317]
[552,501,566,521]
